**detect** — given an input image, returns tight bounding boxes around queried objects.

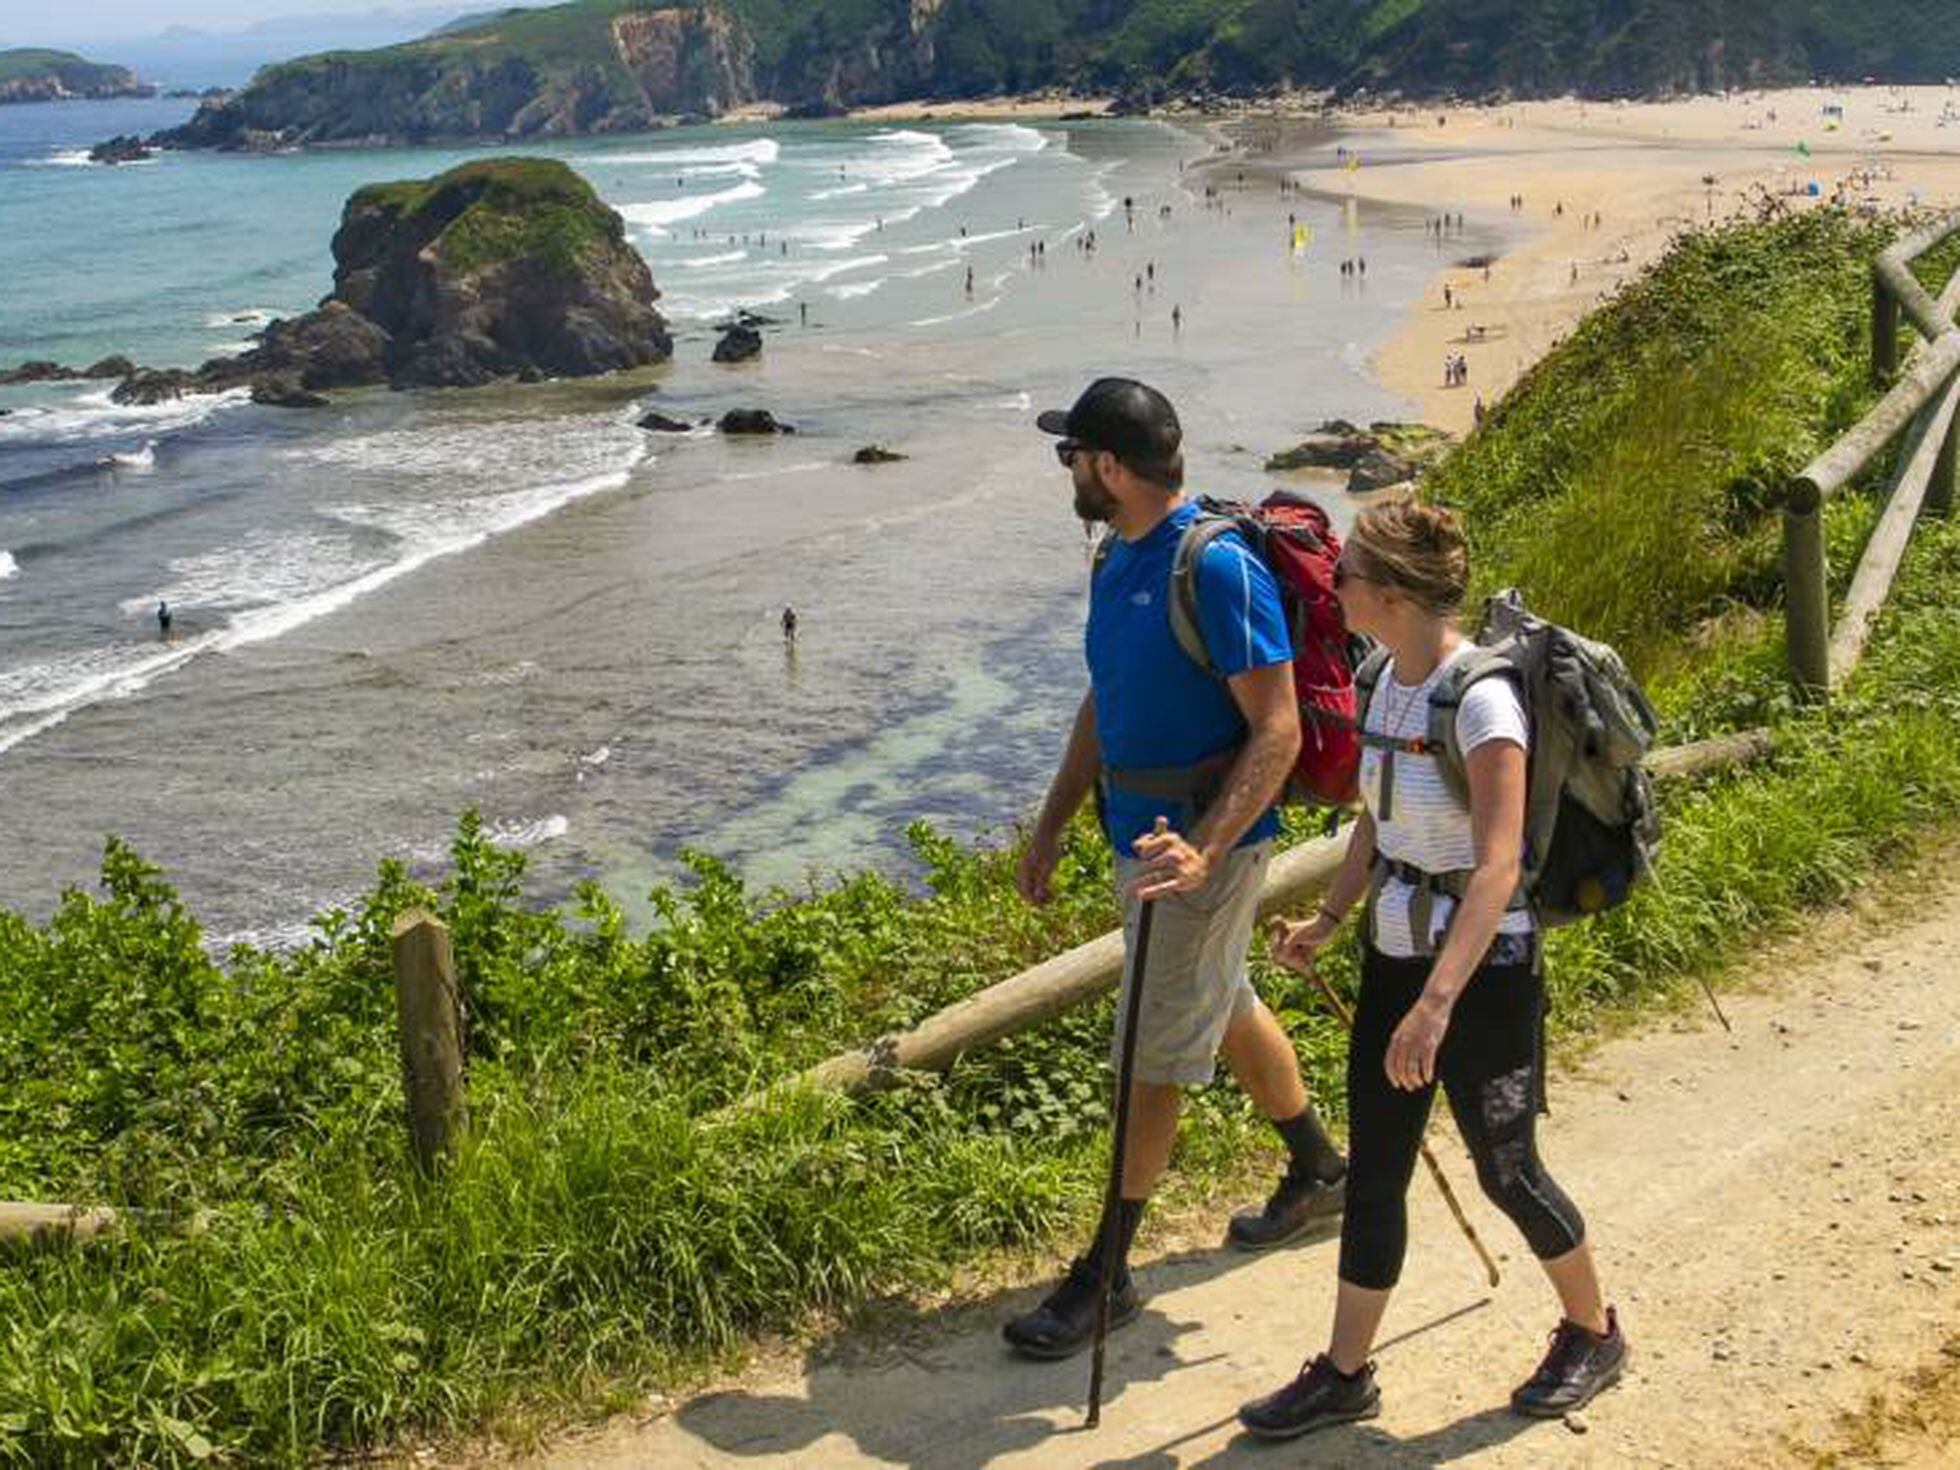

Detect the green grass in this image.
[347,158,621,278]
[1431,210,1884,687]
[6,208,1960,1465]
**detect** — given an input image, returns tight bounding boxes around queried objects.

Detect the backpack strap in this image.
[1165,511,1252,677]
[1422,648,1521,810]
[1363,646,1532,956]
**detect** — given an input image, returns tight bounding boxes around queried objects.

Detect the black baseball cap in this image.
[1036,377,1181,465]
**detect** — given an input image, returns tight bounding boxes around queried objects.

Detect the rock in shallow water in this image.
[719,409,793,435]
[712,324,763,363]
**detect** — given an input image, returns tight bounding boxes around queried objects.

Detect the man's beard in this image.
[1073,464,1117,522]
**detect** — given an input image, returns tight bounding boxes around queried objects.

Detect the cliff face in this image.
[0,50,153,104]
[613,6,756,116]
[135,0,1960,150]
[156,4,769,150]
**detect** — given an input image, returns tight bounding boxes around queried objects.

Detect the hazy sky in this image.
[4,1,540,45]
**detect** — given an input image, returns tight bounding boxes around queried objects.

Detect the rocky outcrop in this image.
[1264,419,1377,472]
[250,376,331,409]
[0,50,152,105]
[611,7,755,118]
[719,409,792,435]
[112,369,203,406]
[88,135,153,164]
[0,356,138,385]
[237,302,391,390]
[712,324,762,363]
[74,158,667,403]
[152,6,762,151]
[0,361,81,386]
[321,158,669,386]
[852,445,907,463]
[1266,421,1455,490]
[638,410,695,432]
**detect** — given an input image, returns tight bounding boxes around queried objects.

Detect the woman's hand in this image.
[1385,993,1453,1091]
[1268,912,1339,974]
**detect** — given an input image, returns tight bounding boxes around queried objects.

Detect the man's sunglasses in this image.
[1056,439,1097,467]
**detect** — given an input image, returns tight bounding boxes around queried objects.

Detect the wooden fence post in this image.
[1783,501,1831,701]
[391,909,468,1174]
[1873,270,1899,385]
[1933,404,1960,517]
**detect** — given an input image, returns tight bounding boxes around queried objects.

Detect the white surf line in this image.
[0,440,651,762]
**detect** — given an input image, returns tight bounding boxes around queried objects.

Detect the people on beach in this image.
[1245,502,1626,1439]
[1171,304,1183,334]
[1002,378,1348,1362]
[157,600,172,639]
[781,606,798,645]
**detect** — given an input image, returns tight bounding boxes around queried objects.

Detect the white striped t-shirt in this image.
[1360,642,1535,957]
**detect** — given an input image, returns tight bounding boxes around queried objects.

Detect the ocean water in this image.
[0,98,1508,943]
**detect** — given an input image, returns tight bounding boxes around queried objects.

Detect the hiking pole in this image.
[1286,938,1502,1291]
[1087,891,1156,1428]
[1695,974,1732,1033]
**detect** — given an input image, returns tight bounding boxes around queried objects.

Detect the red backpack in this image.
[1161,492,1361,806]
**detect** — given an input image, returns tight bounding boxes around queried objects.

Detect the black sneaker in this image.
[1226,1165,1347,1251]
[1510,1306,1629,1418]
[1001,1257,1142,1361]
[1238,1353,1381,1439]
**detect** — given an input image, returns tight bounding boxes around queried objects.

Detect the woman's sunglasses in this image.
[1332,555,1372,590]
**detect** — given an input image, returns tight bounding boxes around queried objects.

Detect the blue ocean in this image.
[0,95,1498,943]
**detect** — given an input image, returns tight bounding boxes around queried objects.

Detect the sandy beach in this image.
[1300,85,1960,432]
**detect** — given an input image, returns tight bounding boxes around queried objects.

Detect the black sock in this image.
[1275,1107,1346,1184]
[1083,1196,1147,1281]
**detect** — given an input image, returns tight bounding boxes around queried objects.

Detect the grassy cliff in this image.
[0,48,150,102]
[9,208,1960,1464]
[345,158,622,276]
[149,0,1960,148]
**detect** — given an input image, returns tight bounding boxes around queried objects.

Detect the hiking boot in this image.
[1226,1166,1347,1251]
[1001,1257,1142,1361]
[1510,1306,1629,1418]
[1238,1353,1381,1439]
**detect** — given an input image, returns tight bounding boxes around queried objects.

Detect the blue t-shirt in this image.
[1087,500,1293,857]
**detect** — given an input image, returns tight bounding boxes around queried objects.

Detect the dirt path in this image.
[485,860,1960,1468]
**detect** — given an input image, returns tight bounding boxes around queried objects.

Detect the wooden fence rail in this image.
[12,217,1960,1236]
[1788,214,1960,695]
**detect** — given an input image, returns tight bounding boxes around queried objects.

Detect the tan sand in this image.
[845,94,1113,123]
[1302,85,1960,433]
[457,836,1960,1470]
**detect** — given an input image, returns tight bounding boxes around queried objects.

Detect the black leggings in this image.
[1338,940,1586,1291]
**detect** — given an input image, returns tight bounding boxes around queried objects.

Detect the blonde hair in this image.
[1349,501,1469,617]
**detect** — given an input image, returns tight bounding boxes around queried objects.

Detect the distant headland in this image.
[0,48,154,104]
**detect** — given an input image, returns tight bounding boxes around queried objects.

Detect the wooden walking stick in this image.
[1282,931,1502,1291]
[1086,889,1157,1428]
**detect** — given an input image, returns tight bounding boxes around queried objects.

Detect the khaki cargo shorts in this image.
[1109,840,1272,1087]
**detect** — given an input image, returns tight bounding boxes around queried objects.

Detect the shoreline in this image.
[1281,85,1960,432]
[820,82,1960,436]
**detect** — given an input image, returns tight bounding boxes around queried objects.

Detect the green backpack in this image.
[1355,589,1661,945]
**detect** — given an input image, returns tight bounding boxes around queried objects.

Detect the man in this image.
[1003,378,1347,1360]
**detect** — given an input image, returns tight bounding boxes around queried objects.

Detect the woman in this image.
[1240,501,1626,1438]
